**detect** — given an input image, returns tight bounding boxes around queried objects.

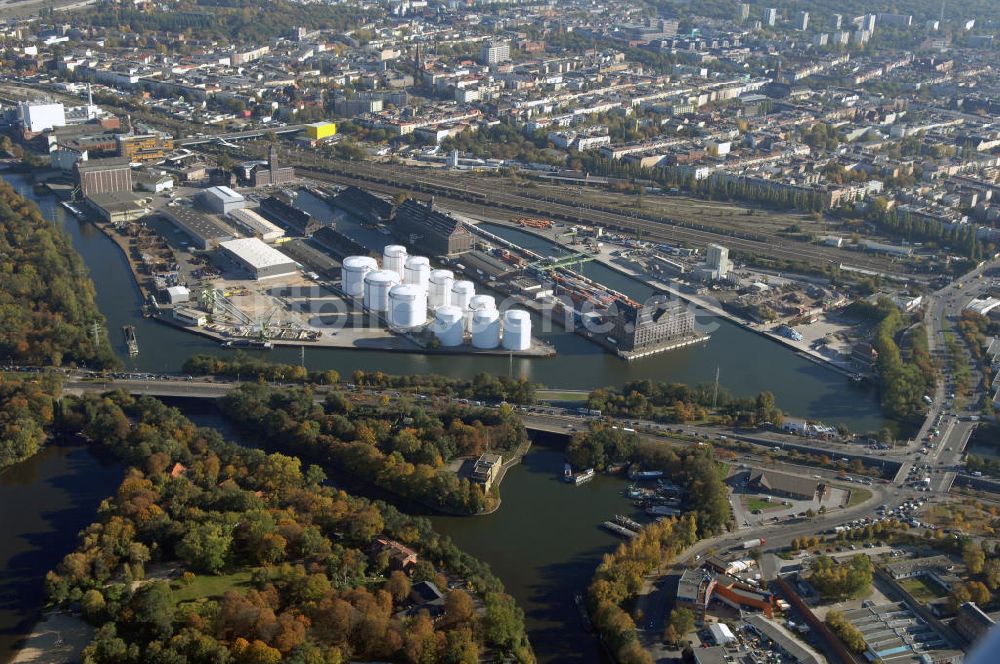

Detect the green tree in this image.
[177,522,233,574]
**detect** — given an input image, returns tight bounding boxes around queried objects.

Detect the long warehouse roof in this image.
[219,237,295,269]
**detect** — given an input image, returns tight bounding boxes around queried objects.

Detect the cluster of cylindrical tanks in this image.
[340,245,532,349]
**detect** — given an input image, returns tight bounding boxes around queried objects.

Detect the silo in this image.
[502,309,532,351]
[433,305,465,346]
[341,256,377,297]
[363,270,400,312]
[428,269,455,309]
[471,309,501,349]
[403,256,431,291]
[468,294,496,313]
[388,283,427,330]
[382,245,408,279]
[451,280,475,310]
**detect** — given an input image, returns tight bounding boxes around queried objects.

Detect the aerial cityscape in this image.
[1,0,1000,663]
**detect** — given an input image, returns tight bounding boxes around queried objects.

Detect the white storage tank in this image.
[363,270,400,312]
[403,256,431,291]
[388,283,427,330]
[383,245,408,279]
[451,280,475,310]
[469,294,497,312]
[341,255,378,297]
[502,309,532,351]
[432,305,465,346]
[471,309,501,349]
[428,269,455,309]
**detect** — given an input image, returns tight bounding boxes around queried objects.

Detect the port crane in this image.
[199,288,253,325]
[527,252,596,273]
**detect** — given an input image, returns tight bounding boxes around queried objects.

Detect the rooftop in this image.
[219,237,296,270]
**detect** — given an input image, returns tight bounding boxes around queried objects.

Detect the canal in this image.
[2,174,884,432]
[431,436,640,663]
[0,442,123,662]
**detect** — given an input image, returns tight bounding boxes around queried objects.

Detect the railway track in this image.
[296,162,919,279]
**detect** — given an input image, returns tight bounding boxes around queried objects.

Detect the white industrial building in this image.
[227,208,285,242]
[200,186,246,215]
[219,238,298,280]
[165,285,191,304]
[18,101,65,133]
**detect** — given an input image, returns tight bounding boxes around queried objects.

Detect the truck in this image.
[742,538,766,550]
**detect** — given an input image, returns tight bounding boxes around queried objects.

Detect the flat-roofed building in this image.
[200,185,246,215]
[86,192,151,224]
[162,207,236,250]
[228,208,285,242]
[471,453,502,492]
[117,132,174,163]
[174,307,207,326]
[219,237,298,280]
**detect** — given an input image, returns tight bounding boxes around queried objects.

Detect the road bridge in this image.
[177,125,305,147]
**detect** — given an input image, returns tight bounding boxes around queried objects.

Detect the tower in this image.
[269,143,278,170]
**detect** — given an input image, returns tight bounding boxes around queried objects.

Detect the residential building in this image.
[763,8,778,27]
[372,537,418,572]
[480,40,510,65]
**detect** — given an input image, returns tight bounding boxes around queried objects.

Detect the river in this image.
[0,442,123,662]
[1,174,884,432]
[0,172,887,663]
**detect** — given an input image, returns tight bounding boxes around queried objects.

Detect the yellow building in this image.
[117,133,174,163]
[304,121,337,140]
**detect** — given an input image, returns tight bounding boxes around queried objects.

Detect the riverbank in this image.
[152,311,556,357]
[9,613,91,664]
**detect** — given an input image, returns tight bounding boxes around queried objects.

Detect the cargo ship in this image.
[221,339,273,350]
[60,201,86,219]
[122,325,138,356]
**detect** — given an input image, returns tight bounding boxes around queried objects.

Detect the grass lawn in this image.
[898,576,947,602]
[717,462,731,481]
[846,487,872,507]
[171,570,255,605]
[744,496,782,512]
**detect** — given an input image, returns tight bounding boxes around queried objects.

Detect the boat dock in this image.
[612,514,643,533]
[601,521,639,538]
